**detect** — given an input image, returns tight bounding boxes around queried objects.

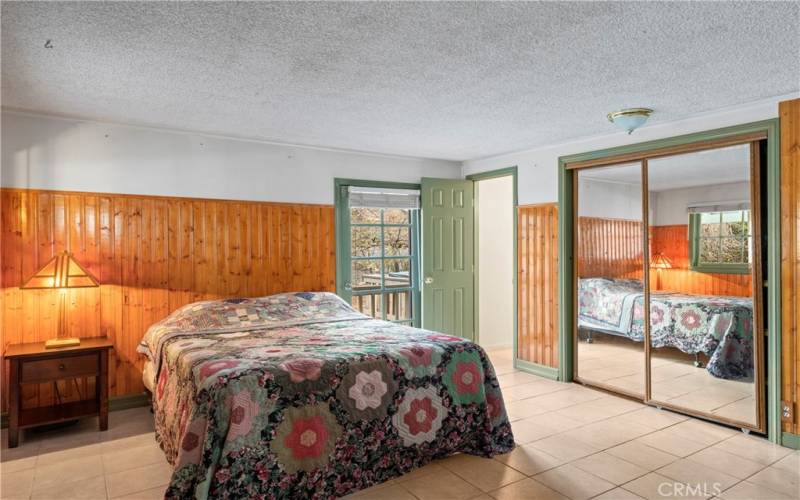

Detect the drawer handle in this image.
[58,364,66,371]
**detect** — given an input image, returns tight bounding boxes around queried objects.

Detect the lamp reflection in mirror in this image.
[20,251,99,348]
[650,252,673,291]
[607,108,654,134]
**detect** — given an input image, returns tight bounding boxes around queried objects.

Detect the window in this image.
[689,209,751,274]
[339,184,420,326]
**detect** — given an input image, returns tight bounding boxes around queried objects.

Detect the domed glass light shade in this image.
[607,108,654,134]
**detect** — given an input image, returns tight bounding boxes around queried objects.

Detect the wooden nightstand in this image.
[5,337,113,448]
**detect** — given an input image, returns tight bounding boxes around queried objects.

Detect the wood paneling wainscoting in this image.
[1,188,336,412]
[650,224,752,297]
[780,98,800,437]
[517,204,559,367]
[518,214,753,371]
[577,217,644,280]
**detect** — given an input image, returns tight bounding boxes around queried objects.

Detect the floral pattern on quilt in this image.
[142,292,513,499]
[579,278,753,380]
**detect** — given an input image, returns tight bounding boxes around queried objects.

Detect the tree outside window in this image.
[689,210,751,274]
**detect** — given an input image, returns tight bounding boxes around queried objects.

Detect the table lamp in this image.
[21,251,99,348]
[650,252,673,290]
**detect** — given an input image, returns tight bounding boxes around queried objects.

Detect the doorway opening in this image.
[334,179,422,328]
[467,168,518,363]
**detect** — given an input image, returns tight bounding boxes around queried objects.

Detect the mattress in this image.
[578,277,753,379]
[142,359,156,393]
[138,291,514,499]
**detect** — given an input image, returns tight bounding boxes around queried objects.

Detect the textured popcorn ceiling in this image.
[2,1,798,161]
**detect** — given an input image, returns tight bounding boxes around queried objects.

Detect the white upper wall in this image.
[652,181,750,226]
[0,111,461,204]
[577,177,644,221]
[461,94,795,205]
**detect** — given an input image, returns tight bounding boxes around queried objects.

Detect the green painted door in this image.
[421,178,474,339]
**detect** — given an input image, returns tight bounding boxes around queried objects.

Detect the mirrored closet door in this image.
[647,143,763,430]
[572,137,766,433]
[575,162,646,398]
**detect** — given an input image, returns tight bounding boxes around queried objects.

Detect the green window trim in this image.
[334,178,422,328]
[688,212,752,275]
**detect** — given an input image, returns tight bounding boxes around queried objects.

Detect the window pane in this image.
[386,291,412,321]
[699,238,720,263]
[721,237,746,263]
[721,211,748,237]
[700,212,720,237]
[350,208,381,224]
[351,293,383,319]
[383,259,411,288]
[351,227,381,257]
[352,260,381,290]
[384,209,410,224]
[383,226,410,256]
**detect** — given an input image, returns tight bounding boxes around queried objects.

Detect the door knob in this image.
[343,282,352,291]
[424,276,434,285]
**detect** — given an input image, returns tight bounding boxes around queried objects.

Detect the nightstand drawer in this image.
[20,353,99,383]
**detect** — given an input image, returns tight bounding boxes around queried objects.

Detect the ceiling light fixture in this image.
[607,108,653,134]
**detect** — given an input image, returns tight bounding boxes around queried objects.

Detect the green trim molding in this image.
[465,167,521,372]
[515,358,559,380]
[558,119,782,443]
[558,164,575,383]
[1,392,150,429]
[782,432,800,450]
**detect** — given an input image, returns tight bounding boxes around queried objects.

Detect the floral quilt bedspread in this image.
[138,292,514,499]
[578,278,753,380]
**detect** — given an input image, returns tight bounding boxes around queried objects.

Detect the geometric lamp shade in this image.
[20,251,98,348]
[21,251,99,289]
[650,252,673,270]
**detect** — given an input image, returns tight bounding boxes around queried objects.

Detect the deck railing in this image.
[351,285,412,322]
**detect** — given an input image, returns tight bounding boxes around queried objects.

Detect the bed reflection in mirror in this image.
[575,162,646,398]
[647,143,760,428]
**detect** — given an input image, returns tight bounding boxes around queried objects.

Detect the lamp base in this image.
[45,337,81,349]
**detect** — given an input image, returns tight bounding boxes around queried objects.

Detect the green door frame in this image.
[334,178,422,327]
[557,119,783,443]
[465,167,521,368]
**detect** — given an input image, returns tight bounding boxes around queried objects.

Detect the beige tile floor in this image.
[576,334,757,425]
[1,348,796,500]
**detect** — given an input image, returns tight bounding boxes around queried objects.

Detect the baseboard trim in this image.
[781,431,800,450]
[109,392,151,412]
[0,393,151,429]
[513,358,559,380]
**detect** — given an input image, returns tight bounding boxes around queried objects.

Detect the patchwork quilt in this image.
[578,278,753,380]
[138,292,514,499]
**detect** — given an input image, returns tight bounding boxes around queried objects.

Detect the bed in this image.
[578,278,753,380]
[138,292,514,499]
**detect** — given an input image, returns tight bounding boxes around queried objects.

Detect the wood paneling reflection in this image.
[1,188,335,410]
[650,224,751,297]
[517,204,559,367]
[577,217,644,280]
